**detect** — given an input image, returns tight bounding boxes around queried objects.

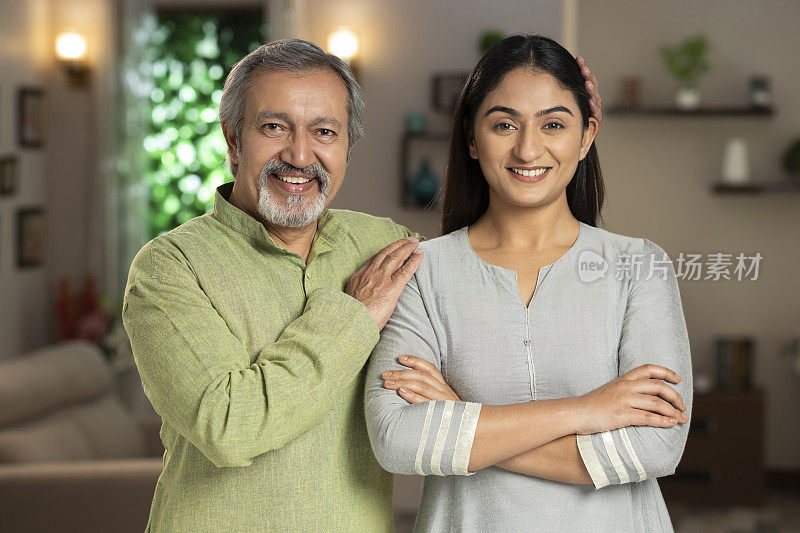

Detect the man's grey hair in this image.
[218,38,365,177]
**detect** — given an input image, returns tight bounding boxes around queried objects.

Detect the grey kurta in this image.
[364,221,693,532]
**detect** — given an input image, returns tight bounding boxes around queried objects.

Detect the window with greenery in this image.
[143,11,263,238]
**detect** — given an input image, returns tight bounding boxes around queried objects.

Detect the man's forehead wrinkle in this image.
[310,116,343,128]
[252,110,343,129]
[254,111,291,122]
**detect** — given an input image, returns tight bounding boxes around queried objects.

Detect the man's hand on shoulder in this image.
[576,55,602,125]
[346,238,423,330]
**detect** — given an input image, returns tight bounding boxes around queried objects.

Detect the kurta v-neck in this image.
[458,221,586,308]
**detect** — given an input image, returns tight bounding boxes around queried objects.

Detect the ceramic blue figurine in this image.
[411,158,439,207]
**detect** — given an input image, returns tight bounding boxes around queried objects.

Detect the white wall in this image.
[0,0,51,359]
[577,0,800,469]
[0,0,116,360]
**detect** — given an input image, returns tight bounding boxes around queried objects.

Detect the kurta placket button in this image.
[523,339,531,346]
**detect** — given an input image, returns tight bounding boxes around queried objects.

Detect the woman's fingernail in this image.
[382,371,392,377]
[398,387,407,393]
[669,418,678,423]
[385,380,395,386]
[399,355,408,362]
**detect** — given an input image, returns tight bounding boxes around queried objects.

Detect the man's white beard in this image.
[256,163,330,228]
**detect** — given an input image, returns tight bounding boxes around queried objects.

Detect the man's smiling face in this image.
[224,67,351,228]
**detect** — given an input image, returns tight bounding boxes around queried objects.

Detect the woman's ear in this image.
[578,117,599,161]
[469,135,479,159]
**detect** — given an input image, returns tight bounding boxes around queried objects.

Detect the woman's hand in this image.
[381,354,461,403]
[576,55,602,125]
[574,364,689,435]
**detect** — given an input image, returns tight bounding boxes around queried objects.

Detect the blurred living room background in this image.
[1,0,799,531]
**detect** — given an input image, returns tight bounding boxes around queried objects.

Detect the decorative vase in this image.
[411,158,439,207]
[721,138,751,185]
[749,76,772,108]
[675,86,701,110]
[405,111,428,135]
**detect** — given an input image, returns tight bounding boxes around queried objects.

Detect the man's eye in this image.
[262,123,282,132]
[317,128,336,136]
[544,122,564,130]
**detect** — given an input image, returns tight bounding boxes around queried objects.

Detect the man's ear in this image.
[578,117,599,161]
[221,121,240,165]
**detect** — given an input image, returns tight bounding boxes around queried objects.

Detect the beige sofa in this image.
[0,341,163,533]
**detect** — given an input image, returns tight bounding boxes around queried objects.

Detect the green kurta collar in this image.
[211,182,347,260]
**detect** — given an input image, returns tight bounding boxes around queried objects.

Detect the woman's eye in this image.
[493,122,515,131]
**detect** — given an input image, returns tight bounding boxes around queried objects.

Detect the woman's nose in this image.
[513,129,544,162]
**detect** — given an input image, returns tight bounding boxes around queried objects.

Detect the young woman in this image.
[364,34,692,532]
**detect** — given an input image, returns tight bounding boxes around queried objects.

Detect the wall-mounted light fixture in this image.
[327,27,360,80]
[55,31,89,87]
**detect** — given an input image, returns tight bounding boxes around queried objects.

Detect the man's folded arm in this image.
[122,239,380,468]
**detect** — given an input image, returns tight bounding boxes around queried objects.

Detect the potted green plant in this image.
[660,35,710,110]
[478,29,505,54]
[782,138,800,185]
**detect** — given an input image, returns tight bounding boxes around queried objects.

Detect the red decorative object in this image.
[55,274,113,346]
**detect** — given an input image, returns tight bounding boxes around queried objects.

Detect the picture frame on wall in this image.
[0,156,19,196]
[431,73,468,113]
[17,88,47,148]
[16,207,45,268]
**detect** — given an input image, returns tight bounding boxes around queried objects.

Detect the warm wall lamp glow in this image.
[55,31,90,87]
[327,27,360,79]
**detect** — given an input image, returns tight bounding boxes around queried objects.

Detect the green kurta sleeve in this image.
[122,238,380,468]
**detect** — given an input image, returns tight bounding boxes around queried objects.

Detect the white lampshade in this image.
[327,28,359,62]
[55,31,87,61]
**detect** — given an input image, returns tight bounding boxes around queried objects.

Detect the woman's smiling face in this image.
[470,67,598,210]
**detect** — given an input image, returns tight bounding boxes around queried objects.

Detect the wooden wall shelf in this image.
[607,105,774,117]
[712,181,800,194]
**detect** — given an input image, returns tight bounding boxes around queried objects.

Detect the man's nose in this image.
[280,133,315,169]
[513,128,544,162]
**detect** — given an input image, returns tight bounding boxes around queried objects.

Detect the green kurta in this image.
[122,182,421,532]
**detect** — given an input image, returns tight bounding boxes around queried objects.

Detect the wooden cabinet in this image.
[660,389,765,506]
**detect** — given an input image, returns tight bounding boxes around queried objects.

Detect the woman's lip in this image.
[507,167,550,183]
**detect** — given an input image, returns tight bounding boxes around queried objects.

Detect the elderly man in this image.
[122,39,603,531]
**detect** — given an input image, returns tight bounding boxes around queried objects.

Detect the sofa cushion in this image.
[0,417,94,463]
[0,396,145,463]
[0,341,111,427]
[69,396,146,459]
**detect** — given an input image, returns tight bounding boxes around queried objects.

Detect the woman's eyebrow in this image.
[484,105,520,117]
[536,105,573,117]
[484,105,574,118]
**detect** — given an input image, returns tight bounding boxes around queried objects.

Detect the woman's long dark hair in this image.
[441,34,605,235]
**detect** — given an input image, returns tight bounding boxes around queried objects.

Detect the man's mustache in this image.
[259,160,330,186]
